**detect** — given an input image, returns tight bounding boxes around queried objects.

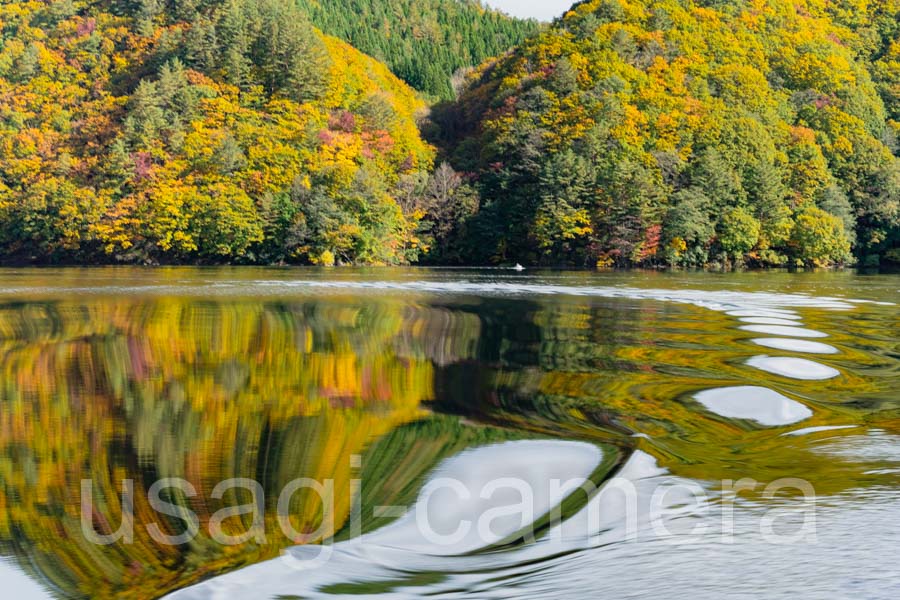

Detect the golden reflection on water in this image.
[0,299,469,597]
[0,268,896,599]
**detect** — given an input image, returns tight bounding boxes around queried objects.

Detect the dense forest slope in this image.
[0,0,439,265]
[1,0,899,267]
[436,0,900,267]
[298,0,541,99]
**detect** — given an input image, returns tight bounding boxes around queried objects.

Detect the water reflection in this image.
[0,268,897,599]
[693,386,813,426]
[739,324,830,338]
[0,299,464,597]
[751,338,840,354]
[746,355,842,380]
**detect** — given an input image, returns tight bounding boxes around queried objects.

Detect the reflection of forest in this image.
[0,293,895,599]
[0,299,484,598]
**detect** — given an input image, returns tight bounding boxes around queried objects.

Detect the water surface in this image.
[0,268,897,599]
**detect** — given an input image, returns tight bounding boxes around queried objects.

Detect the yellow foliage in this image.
[0,3,436,265]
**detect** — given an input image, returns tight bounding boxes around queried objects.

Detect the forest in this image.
[0,0,898,267]
[297,0,539,99]
[0,0,439,266]
[436,0,900,267]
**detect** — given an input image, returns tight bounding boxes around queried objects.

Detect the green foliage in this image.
[178,0,331,102]
[662,188,715,267]
[717,207,761,263]
[2,0,896,267]
[296,0,541,100]
[533,150,594,261]
[789,206,853,267]
[885,247,900,264]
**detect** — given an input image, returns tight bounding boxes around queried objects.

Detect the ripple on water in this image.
[726,309,802,320]
[751,338,839,355]
[746,356,841,380]
[739,317,806,326]
[812,429,900,463]
[693,386,813,426]
[782,425,859,437]
[739,324,829,338]
[165,440,606,599]
[361,439,603,556]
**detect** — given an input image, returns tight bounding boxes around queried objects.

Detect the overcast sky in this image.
[483,0,574,21]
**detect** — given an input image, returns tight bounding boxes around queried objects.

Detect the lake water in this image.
[0,268,897,599]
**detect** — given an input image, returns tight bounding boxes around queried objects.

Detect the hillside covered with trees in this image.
[0,0,442,265]
[0,0,898,268]
[297,0,541,99]
[435,0,900,267]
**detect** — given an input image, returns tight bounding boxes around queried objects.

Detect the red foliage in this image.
[131,152,153,180]
[638,224,662,262]
[317,130,334,145]
[77,18,97,37]
[361,130,395,159]
[813,95,833,110]
[328,110,357,133]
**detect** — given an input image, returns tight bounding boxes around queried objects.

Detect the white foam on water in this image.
[746,356,841,380]
[739,324,829,338]
[750,338,839,354]
[693,386,813,426]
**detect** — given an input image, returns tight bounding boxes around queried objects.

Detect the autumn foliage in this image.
[1,1,898,267]
[0,0,436,265]
[436,0,900,267]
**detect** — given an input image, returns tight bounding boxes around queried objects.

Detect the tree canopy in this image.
[436,0,900,267]
[0,0,437,265]
[296,0,541,100]
[1,0,898,267]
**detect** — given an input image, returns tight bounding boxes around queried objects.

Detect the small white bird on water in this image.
[513,263,525,272]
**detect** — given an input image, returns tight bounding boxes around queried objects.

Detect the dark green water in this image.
[0,268,897,599]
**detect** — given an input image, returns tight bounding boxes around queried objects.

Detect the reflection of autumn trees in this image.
[435,297,898,495]
[0,285,896,598]
[0,299,482,599]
